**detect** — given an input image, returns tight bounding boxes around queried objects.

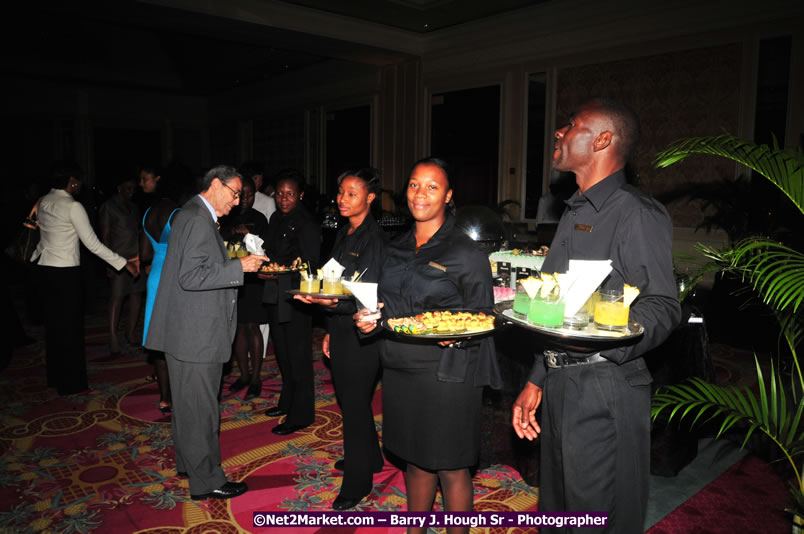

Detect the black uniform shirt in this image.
[327,213,385,319]
[528,170,682,386]
[221,207,269,244]
[263,205,320,268]
[262,205,321,321]
[379,215,501,388]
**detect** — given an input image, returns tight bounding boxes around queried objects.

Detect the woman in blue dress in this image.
[139,167,179,414]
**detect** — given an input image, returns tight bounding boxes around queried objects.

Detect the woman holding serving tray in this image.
[355,157,501,534]
[260,172,320,435]
[294,168,386,510]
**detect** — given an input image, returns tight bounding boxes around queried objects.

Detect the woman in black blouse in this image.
[356,158,500,533]
[222,177,270,401]
[296,168,385,510]
[260,173,321,435]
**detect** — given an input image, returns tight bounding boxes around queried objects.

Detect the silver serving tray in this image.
[493,301,644,342]
[286,289,354,299]
[381,309,498,341]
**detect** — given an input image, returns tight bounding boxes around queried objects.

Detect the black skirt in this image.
[380,339,482,471]
[237,277,268,324]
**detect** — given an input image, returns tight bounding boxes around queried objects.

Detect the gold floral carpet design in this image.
[0,316,539,534]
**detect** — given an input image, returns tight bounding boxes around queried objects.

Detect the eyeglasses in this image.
[222,181,241,200]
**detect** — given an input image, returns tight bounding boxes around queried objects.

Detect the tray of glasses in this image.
[493,301,643,343]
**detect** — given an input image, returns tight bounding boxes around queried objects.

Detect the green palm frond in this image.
[652,358,804,493]
[654,133,804,216]
[654,131,804,506]
[695,239,804,314]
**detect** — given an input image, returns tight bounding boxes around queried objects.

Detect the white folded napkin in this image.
[562,260,613,317]
[321,257,346,280]
[341,281,378,312]
[243,233,265,255]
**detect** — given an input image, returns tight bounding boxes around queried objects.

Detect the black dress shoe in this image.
[332,493,367,511]
[190,481,248,500]
[272,422,309,435]
[265,406,287,417]
[244,382,262,401]
[228,377,250,392]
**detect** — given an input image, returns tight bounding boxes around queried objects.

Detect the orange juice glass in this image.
[593,290,629,332]
[299,277,320,293]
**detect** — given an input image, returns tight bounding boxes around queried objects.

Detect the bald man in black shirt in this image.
[512,99,681,533]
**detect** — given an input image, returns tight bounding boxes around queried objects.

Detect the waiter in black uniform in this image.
[295,168,386,510]
[512,98,681,533]
[261,173,321,435]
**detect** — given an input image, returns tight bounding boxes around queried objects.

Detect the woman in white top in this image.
[32,162,138,395]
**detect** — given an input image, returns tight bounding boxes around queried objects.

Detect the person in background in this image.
[512,98,681,533]
[295,168,385,510]
[139,166,179,414]
[240,161,276,372]
[99,175,145,354]
[355,158,500,534]
[32,162,139,395]
[145,165,268,501]
[241,162,276,222]
[261,171,321,435]
[221,177,269,401]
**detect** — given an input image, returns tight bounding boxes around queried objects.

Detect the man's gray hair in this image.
[199,165,241,192]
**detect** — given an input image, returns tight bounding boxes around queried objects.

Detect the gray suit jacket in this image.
[145,195,243,363]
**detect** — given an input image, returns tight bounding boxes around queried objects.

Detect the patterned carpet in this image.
[1,287,794,533]
[0,310,539,534]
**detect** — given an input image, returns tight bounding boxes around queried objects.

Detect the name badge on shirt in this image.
[428,261,447,272]
[574,224,593,232]
[348,251,359,257]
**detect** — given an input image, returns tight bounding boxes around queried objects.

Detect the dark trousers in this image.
[330,319,383,498]
[165,353,227,495]
[540,361,650,533]
[268,303,315,426]
[41,266,88,395]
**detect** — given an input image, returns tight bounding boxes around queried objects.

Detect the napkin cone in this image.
[243,233,265,255]
[341,281,378,312]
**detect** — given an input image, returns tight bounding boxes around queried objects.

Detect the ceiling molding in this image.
[140,0,427,56]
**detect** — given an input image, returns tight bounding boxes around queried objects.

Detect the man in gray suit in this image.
[146,165,268,500]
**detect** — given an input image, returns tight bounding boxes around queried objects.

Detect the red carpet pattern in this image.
[0,317,539,533]
[646,455,791,533]
[2,308,793,533]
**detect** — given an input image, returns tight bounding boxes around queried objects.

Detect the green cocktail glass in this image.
[512,287,531,319]
[528,295,565,327]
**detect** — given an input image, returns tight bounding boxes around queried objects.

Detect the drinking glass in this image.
[593,290,629,332]
[528,293,565,327]
[299,276,320,293]
[512,283,531,319]
[322,275,343,295]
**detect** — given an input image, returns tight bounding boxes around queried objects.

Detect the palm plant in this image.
[651,133,804,508]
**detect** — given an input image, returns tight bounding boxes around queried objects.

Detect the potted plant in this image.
[650,133,804,525]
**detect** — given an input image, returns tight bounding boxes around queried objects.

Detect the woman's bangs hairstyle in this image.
[409,157,451,190]
[336,168,381,196]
